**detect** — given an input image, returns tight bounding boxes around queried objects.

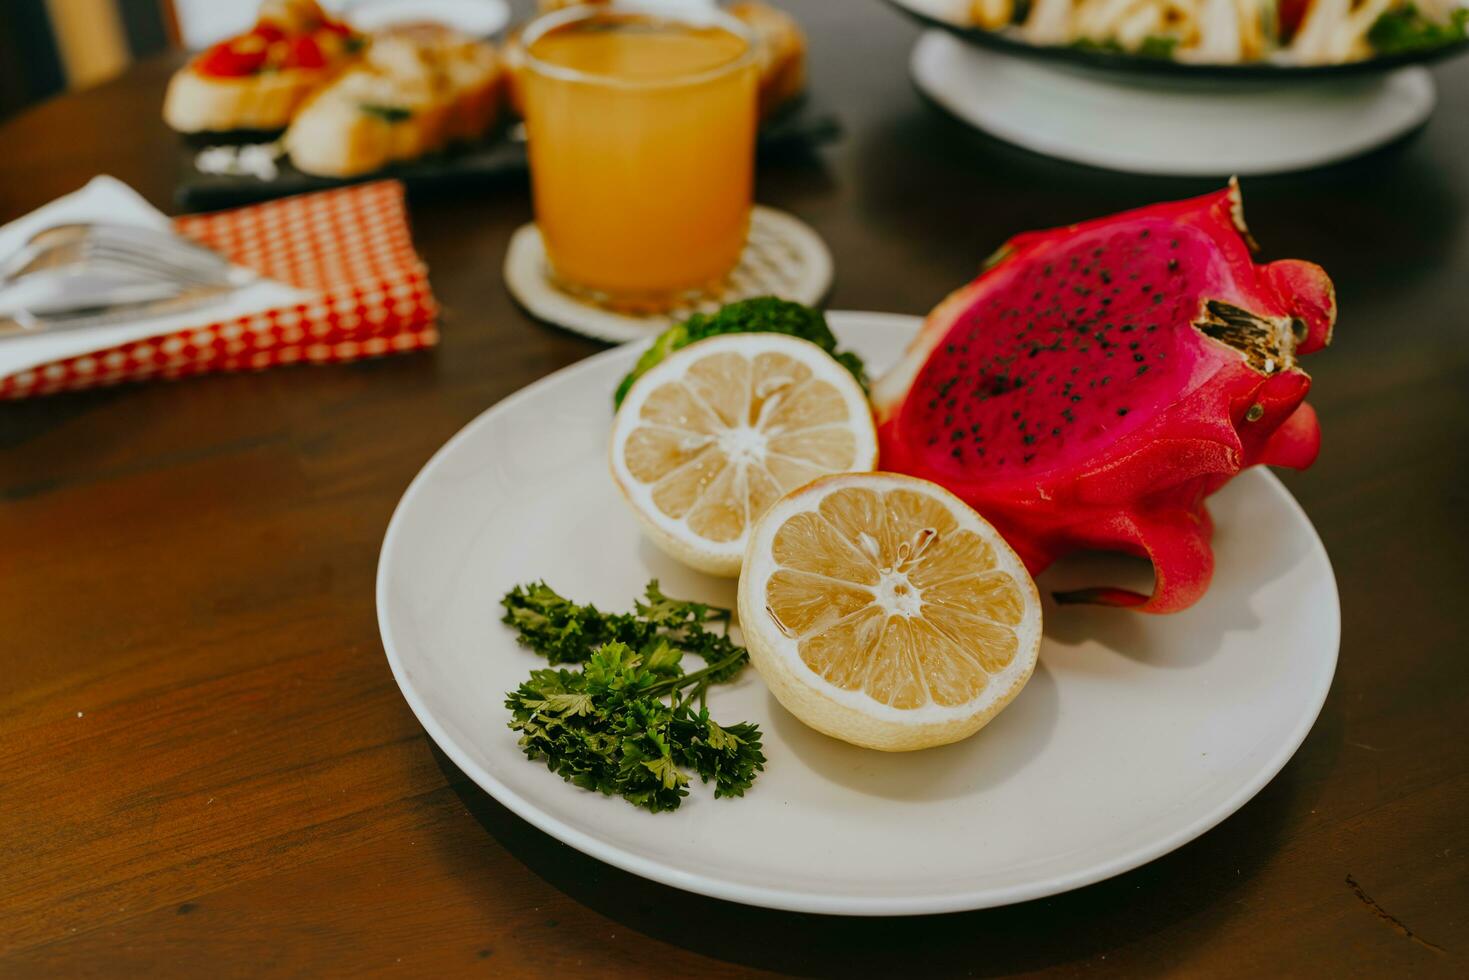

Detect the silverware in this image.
[0,283,236,338]
[1,222,247,288]
[0,222,256,338]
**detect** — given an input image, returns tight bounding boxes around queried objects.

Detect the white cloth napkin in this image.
[0,176,307,381]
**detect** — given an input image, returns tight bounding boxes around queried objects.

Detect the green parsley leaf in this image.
[502,583,766,813]
[359,103,413,124]
[1136,35,1180,60]
[1368,5,1469,55]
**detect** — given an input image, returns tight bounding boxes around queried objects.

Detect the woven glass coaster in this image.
[503,206,833,343]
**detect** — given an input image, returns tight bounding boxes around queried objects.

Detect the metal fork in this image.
[0,284,239,338]
[1,222,255,291]
[0,222,257,338]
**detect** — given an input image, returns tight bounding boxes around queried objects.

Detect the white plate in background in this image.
[345,0,511,37]
[910,31,1435,176]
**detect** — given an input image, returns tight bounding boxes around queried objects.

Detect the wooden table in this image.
[4,3,1467,975]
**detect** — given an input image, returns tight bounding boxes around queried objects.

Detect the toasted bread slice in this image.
[163,0,362,133]
[501,27,528,118]
[284,26,501,178]
[729,2,807,117]
[164,66,335,133]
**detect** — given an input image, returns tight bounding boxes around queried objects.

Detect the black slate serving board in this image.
[174,97,840,212]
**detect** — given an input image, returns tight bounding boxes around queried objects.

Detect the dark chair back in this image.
[0,0,176,121]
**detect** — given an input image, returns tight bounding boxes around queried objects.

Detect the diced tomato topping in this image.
[284,35,326,69]
[197,40,268,77]
[251,22,287,43]
[194,12,355,78]
[1278,0,1309,39]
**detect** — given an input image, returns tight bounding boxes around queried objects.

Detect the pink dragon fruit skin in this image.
[873,181,1336,613]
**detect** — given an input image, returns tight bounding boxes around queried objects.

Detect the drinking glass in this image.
[521,2,759,310]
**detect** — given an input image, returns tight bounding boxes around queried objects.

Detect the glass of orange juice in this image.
[521,2,759,310]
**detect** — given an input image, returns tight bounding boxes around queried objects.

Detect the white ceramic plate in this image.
[377,312,1339,915]
[910,31,1435,177]
[344,0,511,37]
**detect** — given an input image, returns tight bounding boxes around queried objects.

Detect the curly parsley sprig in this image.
[501,581,765,812]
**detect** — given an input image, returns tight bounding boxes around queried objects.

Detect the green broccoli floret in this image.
[613,298,867,407]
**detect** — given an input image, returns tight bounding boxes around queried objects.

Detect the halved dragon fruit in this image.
[873,181,1335,613]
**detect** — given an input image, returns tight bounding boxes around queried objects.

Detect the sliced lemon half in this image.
[611,333,878,577]
[738,472,1042,751]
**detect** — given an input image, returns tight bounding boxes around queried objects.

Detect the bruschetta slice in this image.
[284,25,501,178]
[163,0,363,133]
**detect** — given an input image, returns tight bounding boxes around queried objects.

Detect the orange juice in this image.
[523,9,758,306]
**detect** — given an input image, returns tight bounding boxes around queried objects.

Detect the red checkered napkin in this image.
[1,180,439,399]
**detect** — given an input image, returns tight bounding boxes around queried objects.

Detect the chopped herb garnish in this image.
[1136,35,1180,60]
[502,581,765,812]
[359,103,413,123]
[1368,5,1468,55]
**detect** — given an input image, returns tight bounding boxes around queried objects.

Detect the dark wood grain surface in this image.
[3,2,1468,976]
